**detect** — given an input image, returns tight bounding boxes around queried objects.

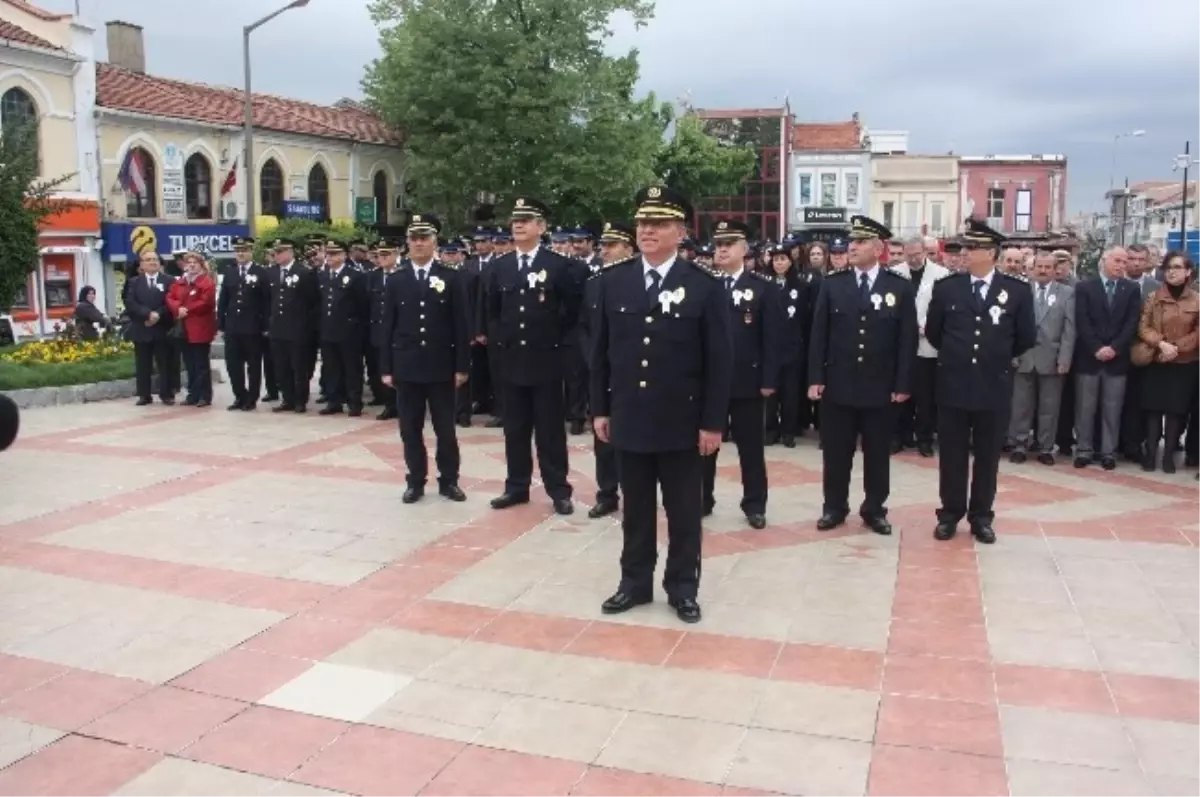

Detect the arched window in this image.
[373,170,389,225]
[122,146,157,218]
[260,158,284,218]
[184,153,212,220]
[308,163,329,221]
[1,87,38,167]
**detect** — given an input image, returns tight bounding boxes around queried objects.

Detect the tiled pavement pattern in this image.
[0,380,1196,796]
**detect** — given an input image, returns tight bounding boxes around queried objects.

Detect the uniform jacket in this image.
[1137,284,1200,364]
[380,261,471,383]
[1016,280,1076,375]
[482,248,583,384]
[589,257,734,453]
[926,271,1036,411]
[768,272,809,366]
[367,267,397,348]
[578,262,610,359]
[913,260,952,358]
[217,263,269,336]
[124,272,176,343]
[318,266,370,343]
[266,261,320,342]
[166,273,218,344]
[1072,276,1142,376]
[807,267,918,408]
[722,269,786,398]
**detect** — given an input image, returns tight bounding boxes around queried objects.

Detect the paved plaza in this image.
[0,379,1196,796]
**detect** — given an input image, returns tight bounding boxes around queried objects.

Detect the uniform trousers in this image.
[937,405,1005,525]
[765,362,803,439]
[270,339,313,408]
[702,396,768,514]
[501,381,572,500]
[133,339,172,400]
[910,356,938,444]
[563,344,589,423]
[261,335,278,398]
[397,380,459,488]
[819,401,892,520]
[366,344,394,407]
[455,383,472,422]
[1008,372,1064,453]
[224,332,263,406]
[487,342,505,418]
[469,343,492,412]
[594,435,620,504]
[320,338,364,410]
[617,448,702,600]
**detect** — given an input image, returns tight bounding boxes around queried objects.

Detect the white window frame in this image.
[795,169,815,208]
[1015,188,1032,233]
[902,199,920,234]
[842,169,862,209]
[818,171,839,208]
[929,201,944,235]
[881,200,895,230]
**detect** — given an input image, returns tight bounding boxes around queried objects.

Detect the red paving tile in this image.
[771,643,884,690]
[388,600,501,639]
[308,586,417,623]
[227,577,339,613]
[404,543,496,570]
[357,564,460,597]
[867,744,1008,796]
[436,524,526,550]
[664,632,782,678]
[80,685,246,753]
[475,611,591,653]
[420,745,588,796]
[892,591,987,627]
[882,655,995,704]
[887,619,990,661]
[291,724,465,796]
[240,614,370,660]
[169,648,313,703]
[0,735,160,795]
[1107,672,1200,723]
[876,694,1004,757]
[1113,524,1193,545]
[899,547,979,571]
[570,766,723,795]
[0,654,66,700]
[0,670,151,731]
[563,622,684,666]
[995,664,1116,715]
[180,705,348,779]
[894,566,983,598]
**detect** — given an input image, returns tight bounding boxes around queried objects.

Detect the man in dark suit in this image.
[564,225,600,435]
[217,236,269,411]
[125,249,177,405]
[1072,246,1141,470]
[381,214,471,503]
[808,216,917,536]
[266,238,320,413]
[368,238,401,421]
[591,186,734,624]
[478,228,511,429]
[317,241,370,417]
[927,219,1036,543]
[701,220,785,529]
[482,198,584,515]
[463,226,497,418]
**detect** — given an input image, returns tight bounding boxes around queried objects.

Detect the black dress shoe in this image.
[917,442,935,458]
[272,403,295,413]
[569,419,585,435]
[890,439,904,455]
[764,431,780,446]
[588,500,619,519]
[601,591,651,615]
[485,416,504,428]
[934,521,958,541]
[702,501,715,518]
[552,498,574,516]
[293,405,307,414]
[368,397,385,407]
[781,435,796,448]
[863,516,893,536]
[816,513,846,531]
[377,407,397,421]
[439,484,467,502]
[135,397,152,406]
[196,400,211,408]
[315,394,329,404]
[746,513,767,530]
[183,397,199,407]
[1009,450,1027,464]
[1073,457,1090,468]
[1101,456,1117,471]
[319,405,344,416]
[262,393,279,402]
[971,522,997,544]
[160,397,176,406]
[227,402,244,411]
[347,407,363,418]
[490,492,530,510]
[1037,452,1055,466]
[669,596,702,624]
[402,486,423,504]
[457,416,471,428]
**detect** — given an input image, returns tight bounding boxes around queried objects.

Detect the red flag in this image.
[220,157,238,197]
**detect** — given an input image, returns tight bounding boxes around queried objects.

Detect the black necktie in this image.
[725,276,735,293]
[859,272,870,303]
[240,266,247,280]
[647,269,662,309]
[973,279,987,310]
[520,254,529,274]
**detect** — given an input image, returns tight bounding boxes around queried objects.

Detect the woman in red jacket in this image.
[166,249,218,407]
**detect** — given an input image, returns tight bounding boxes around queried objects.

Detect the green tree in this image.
[251,218,379,264]
[656,114,757,203]
[0,122,72,310]
[363,0,671,231]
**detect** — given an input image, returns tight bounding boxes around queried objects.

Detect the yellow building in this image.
[870,154,961,241]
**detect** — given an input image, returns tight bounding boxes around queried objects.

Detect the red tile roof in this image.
[792,120,862,151]
[1,0,67,21]
[0,18,59,50]
[95,63,402,146]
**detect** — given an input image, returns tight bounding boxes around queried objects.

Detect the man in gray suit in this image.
[1009,251,1076,465]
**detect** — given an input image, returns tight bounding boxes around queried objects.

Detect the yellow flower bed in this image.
[1,336,133,365]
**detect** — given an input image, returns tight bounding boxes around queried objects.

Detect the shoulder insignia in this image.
[747,270,770,281]
[885,267,910,278]
[608,255,640,270]
[934,271,958,282]
[827,267,853,277]
[684,260,722,280]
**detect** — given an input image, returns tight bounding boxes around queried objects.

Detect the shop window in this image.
[819,173,838,207]
[184,153,213,220]
[308,163,330,221]
[796,173,813,206]
[1015,188,1032,232]
[1,87,38,169]
[260,158,285,217]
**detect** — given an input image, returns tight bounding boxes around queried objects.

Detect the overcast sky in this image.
[46,0,1200,215]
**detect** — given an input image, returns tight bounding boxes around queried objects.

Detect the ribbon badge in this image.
[787,305,796,318]
[989,305,1003,325]
[870,294,883,311]
[789,288,798,300]
[430,276,446,294]
[997,289,1008,305]
[1047,293,1056,307]
[885,292,896,308]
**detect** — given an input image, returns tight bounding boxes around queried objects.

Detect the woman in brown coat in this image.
[1137,251,1199,472]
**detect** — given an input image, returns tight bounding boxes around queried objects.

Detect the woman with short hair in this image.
[166,250,218,407]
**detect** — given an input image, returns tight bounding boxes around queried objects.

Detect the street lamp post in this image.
[1109,129,1145,193]
[243,0,310,237]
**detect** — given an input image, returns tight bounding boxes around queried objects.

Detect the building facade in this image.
[0,0,103,338]
[1104,180,1197,253]
[691,107,790,241]
[959,155,1067,237]
[788,115,868,241]
[870,154,960,241]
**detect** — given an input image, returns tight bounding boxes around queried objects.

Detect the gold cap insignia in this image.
[717,222,728,231]
[413,214,422,222]
[647,186,662,199]
[516,198,526,208]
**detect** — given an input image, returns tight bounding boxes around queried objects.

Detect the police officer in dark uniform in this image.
[582,221,636,519]
[217,236,270,411]
[368,237,401,421]
[380,214,471,503]
[482,198,583,514]
[808,215,917,535]
[591,186,734,624]
[316,241,369,416]
[464,226,497,417]
[266,238,320,413]
[564,225,600,435]
[764,241,810,447]
[347,240,371,272]
[479,228,512,429]
[700,220,784,530]
[927,219,1036,544]
[303,234,327,398]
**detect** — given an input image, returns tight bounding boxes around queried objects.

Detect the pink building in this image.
[958,155,1067,235]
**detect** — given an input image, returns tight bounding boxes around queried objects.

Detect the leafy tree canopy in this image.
[656,114,758,204]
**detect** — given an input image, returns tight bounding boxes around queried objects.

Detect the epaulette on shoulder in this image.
[934,270,958,282]
[827,267,853,277]
[1002,272,1029,284]
[885,267,908,278]
[686,260,722,280]
[608,255,639,271]
[747,270,771,281]
[443,262,459,271]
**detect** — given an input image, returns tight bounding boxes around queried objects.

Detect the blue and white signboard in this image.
[1166,230,1199,261]
[101,221,250,262]
[283,200,325,220]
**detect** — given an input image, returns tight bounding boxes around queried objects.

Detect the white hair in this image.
[904,236,924,248]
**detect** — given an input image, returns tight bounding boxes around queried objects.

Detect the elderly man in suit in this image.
[1008,251,1075,465]
[1073,246,1141,470]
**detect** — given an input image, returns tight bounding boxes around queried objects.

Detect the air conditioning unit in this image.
[222,201,242,221]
